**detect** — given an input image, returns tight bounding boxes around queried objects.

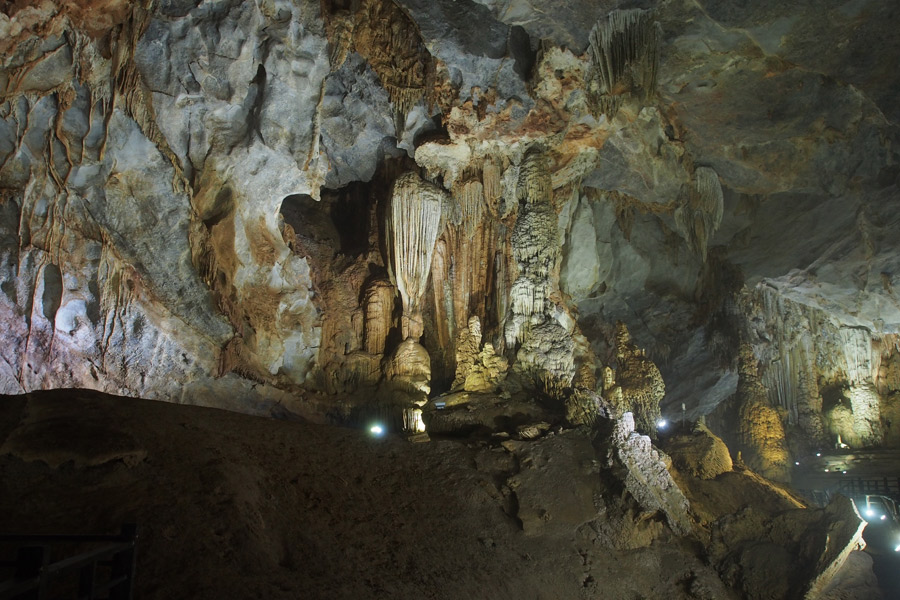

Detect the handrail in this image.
[0,534,131,544]
[0,524,137,600]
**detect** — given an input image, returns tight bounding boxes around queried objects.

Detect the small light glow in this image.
[824,469,829,472]
[795,461,800,466]
[881,515,887,521]
[657,419,667,428]
[842,470,847,474]
[895,544,900,552]
[369,424,385,436]
[816,453,822,457]
[866,509,875,517]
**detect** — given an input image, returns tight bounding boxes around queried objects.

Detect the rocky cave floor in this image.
[0,390,896,600]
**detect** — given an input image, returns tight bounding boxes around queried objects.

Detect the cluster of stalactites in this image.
[387,172,445,341]
[586,8,661,119]
[346,0,430,131]
[516,150,552,205]
[674,166,724,260]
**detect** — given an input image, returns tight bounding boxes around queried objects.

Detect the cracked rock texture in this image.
[1,0,899,469]
[3,1,899,598]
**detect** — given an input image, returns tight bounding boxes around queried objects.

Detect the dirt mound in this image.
[0,390,883,600]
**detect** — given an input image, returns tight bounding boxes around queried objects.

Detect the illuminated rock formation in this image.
[665,422,733,481]
[452,316,508,393]
[386,172,444,342]
[2,0,899,595]
[504,149,576,388]
[736,346,792,482]
[610,412,692,536]
[603,322,665,437]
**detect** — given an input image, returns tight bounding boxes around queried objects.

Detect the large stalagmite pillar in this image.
[382,172,447,420]
[504,149,576,386]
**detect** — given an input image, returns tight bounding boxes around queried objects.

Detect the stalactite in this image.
[387,172,445,341]
[363,278,394,355]
[586,8,661,119]
[106,3,187,194]
[343,0,431,133]
[429,169,502,376]
[97,241,138,365]
[674,166,724,260]
[482,158,503,208]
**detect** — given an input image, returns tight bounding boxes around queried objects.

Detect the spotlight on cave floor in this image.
[656,419,667,429]
[895,544,899,552]
[369,424,385,437]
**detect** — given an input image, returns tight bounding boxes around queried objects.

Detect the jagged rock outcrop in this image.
[706,494,867,600]
[665,422,733,481]
[452,316,508,393]
[609,412,692,536]
[603,322,665,436]
[1,0,899,511]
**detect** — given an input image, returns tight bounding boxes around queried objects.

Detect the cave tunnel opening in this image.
[279,182,373,258]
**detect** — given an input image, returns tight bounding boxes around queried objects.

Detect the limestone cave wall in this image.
[1,0,899,461]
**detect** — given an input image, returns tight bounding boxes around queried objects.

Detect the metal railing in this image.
[799,477,900,508]
[0,524,137,600]
[835,477,900,501]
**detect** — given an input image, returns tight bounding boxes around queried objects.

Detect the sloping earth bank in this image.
[0,391,883,599]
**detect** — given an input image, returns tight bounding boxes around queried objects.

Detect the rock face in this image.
[0,0,899,569]
[609,412,693,536]
[1,0,899,429]
[3,2,899,596]
[665,422,733,481]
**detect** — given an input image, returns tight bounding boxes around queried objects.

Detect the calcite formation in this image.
[2,1,899,595]
[0,0,896,432]
[586,8,660,119]
[603,322,665,436]
[504,149,578,388]
[674,166,724,260]
[610,412,692,536]
[452,316,508,393]
[386,171,444,342]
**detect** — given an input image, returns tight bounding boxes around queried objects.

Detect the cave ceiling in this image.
[1,0,899,438]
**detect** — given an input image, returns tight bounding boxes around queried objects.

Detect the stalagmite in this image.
[452,316,509,393]
[503,149,575,387]
[735,345,792,482]
[604,322,665,437]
